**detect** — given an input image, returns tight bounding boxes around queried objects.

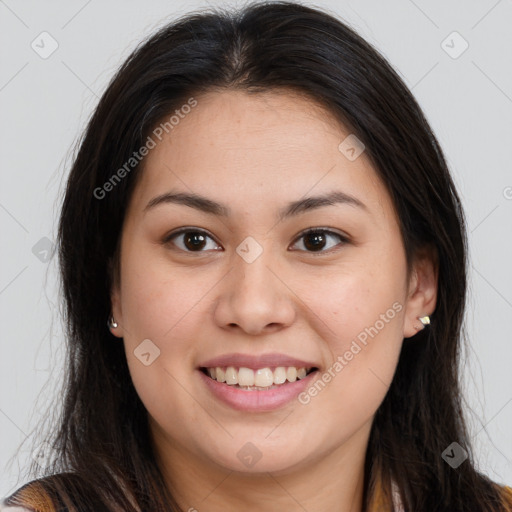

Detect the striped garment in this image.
[2,478,512,511]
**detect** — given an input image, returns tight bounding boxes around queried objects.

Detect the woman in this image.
[3,1,511,510]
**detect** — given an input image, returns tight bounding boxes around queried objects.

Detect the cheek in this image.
[119,268,204,440]
[119,244,209,342]
[296,258,405,416]
[117,250,210,412]
[298,255,405,345]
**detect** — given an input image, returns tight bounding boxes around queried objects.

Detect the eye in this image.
[290,228,349,254]
[163,227,349,254]
[163,228,222,253]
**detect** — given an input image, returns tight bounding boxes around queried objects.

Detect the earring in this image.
[418,315,430,328]
[108,315,118,329]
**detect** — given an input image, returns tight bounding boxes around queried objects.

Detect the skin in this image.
[110,89,438,512]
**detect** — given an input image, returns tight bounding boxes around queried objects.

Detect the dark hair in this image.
[8,1,511,510]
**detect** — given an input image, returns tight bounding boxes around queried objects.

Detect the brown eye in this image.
[291,229,349,253]
[164,229,221,253]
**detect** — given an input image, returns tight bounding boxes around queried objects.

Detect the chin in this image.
[204,440,314,475]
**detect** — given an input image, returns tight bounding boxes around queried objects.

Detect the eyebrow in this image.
[144,190,368,221]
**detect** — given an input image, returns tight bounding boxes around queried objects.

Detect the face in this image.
[110,89,437,478]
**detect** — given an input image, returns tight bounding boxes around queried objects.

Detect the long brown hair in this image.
[7,1,511,510]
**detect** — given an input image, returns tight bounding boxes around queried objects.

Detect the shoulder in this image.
[1,505,35,512]
[0,507,34,512]
[1,478,57,512]
[501,485,512,508]
[1,472,130,512]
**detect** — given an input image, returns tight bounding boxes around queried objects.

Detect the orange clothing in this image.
[3,479,512,511]
[2,480,56,511]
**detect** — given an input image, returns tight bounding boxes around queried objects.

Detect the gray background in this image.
[1,0,511,498]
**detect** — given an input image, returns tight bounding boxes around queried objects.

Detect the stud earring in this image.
[108,315,118,329]
[418,315,430,328]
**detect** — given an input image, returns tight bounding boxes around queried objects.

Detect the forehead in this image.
[129,89,394,222]
[149,89,352,166]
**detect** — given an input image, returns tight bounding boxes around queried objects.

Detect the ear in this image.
[403,245,438,338]
[108,257,124,338]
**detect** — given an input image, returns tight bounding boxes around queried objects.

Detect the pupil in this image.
[183,232,327,251]
[304,232,325,251]
[185,232,206,250]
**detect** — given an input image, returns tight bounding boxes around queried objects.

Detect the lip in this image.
[199,352,319,371]
[198,367,319,412]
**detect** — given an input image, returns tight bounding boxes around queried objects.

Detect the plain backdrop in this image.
[1,0,511,499]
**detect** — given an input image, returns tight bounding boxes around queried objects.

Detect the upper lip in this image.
[199,352,319,370]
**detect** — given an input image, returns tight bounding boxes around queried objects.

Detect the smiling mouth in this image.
[199,366,318,390]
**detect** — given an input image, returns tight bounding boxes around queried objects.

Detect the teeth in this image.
[238,367,255,386]
[204,366,314,387]
[286,367,297,382]
[273,366,287,384]
[254,368,273,387]
[216,367,226,383]
[225,366,238,385]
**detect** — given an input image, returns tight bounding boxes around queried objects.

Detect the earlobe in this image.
[109,288,124,338]
[403,246,438,338]
[107,256,124,338]
[108,315,119,329]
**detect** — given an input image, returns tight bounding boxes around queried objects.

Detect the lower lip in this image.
[198,369,318,412]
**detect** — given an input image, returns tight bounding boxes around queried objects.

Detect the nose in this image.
[213,249,296,336]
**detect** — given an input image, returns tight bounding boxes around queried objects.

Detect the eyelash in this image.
[162,227,350,255]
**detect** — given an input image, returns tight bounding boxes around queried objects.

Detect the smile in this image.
[200,366,317,390]
[198,366,319,412]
